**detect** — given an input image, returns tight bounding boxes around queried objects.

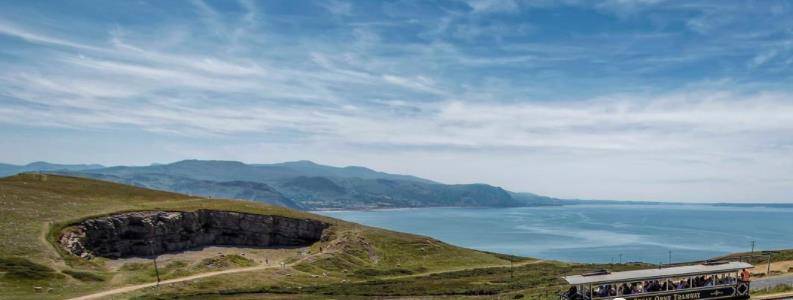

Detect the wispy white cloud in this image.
[463,0,519,14]
[320,0,354,16]
[190,0,227,36]
[594,0,666,16]
[1,1,793,202]
[0,21,101,51]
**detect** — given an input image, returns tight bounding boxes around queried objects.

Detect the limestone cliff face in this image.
[60,210,329,258]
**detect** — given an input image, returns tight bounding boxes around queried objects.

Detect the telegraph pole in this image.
[149,240,161,287]
[766,251,774,276]
[668,250,672,265]
[751,241,756,254]
[510,260,514,282]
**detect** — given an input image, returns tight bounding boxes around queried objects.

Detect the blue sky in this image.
[1,0,792,202]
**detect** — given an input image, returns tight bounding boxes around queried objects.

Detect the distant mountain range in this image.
[1,160,542,210]
[0,162,104,177]
[8,160,784,210]
[76,172,304,210]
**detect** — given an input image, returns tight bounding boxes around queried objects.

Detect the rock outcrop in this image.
[60,210,329,258]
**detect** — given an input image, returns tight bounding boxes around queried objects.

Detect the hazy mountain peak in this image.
[342,165,375,171]
[24,161,104,169]
[0,161,106,177]
[284,160,319,166]
[25,161,52,167]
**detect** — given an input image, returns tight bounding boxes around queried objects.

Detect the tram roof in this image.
[564,261,753,285]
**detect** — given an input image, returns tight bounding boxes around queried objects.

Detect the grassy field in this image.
[123,260,649,299]
[5,173,582,299]
[0,173,314,299]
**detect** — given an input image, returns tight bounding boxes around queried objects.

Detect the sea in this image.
[318,204,793,264]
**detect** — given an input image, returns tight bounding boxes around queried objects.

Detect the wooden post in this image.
[149,240,160,287]
[510,260,514,282]
[153,255,161,287]
[767,253,772,276]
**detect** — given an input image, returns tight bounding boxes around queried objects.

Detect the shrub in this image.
[0,257,59,280]
[353,268,414,277]
[63,269,106,282]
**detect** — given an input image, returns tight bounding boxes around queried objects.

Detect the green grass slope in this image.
[1,173,538,299]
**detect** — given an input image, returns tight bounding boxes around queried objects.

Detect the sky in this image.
[1,0,792,203]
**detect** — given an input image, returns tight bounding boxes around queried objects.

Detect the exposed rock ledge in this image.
[60,210,329,259]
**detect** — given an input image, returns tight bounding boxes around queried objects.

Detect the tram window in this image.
[643,279,665,292]
[715,272,737,285]
[691,274,709,287]
[704,275,714,286]
[592,283,616,298]
[668,277,690,290]
[616,282,629,295]
[620,281,645,295]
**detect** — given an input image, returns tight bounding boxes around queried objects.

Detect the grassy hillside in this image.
[2,174,555,299]
[0,173,333,298]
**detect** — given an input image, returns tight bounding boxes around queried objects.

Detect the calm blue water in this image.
[318,205,793,263]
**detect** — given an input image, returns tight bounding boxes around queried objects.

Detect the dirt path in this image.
[68,255,540,300]
[40,221,71,270]
[68,264,277,300]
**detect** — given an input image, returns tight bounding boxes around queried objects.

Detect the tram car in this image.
[560,261,752,300]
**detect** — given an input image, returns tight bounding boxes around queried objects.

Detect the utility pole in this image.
[751,241,756,254]
[149,240,161,287]
[668,250,672,265]
[510,260,514,282]
[767,252,773,276]
[153,254,161,287]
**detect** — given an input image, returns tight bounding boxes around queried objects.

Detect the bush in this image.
[120,262,150,271]
[198,254,254,270]
[353,268,414,277]
[63,269,106,282]
[0,257,59,280]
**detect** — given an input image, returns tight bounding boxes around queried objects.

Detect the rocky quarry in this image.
[60,210,329,258]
